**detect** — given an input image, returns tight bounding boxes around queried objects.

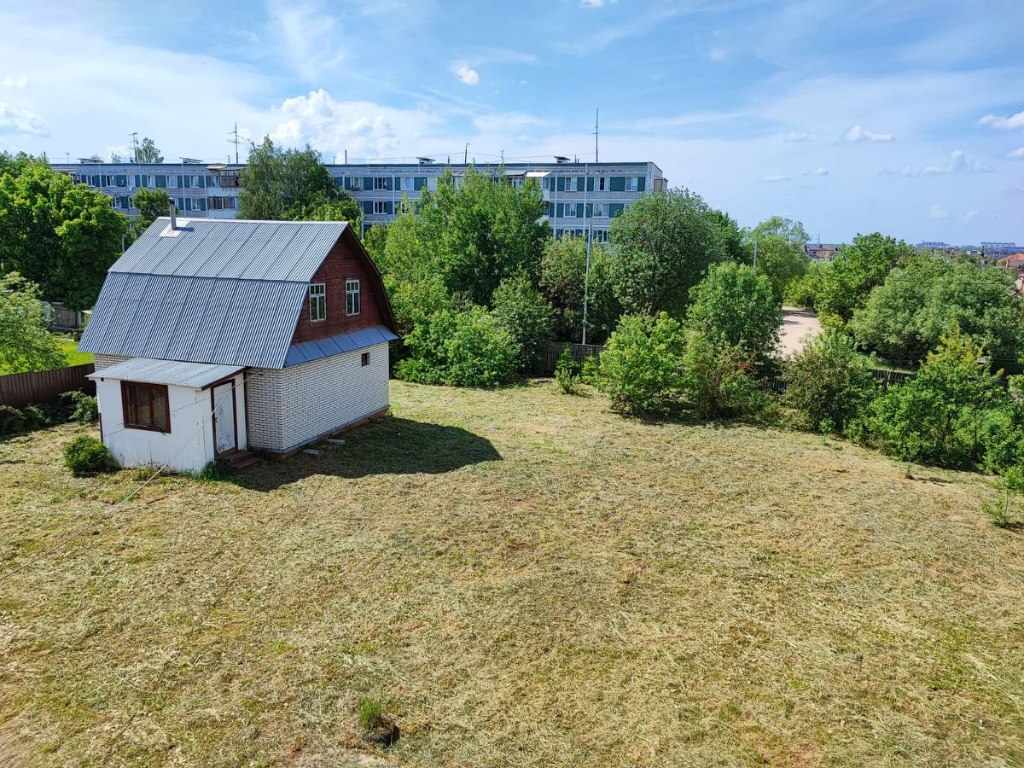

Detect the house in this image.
[805,242,840,261]
[79,215,398,472]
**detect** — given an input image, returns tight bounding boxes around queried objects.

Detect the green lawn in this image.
[0,337,92,376]
[57,337,93,367]
[0,380,1022,766]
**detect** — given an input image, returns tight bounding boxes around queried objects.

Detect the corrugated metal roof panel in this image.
[282,326,398,367]
[80,275,307,368]
[108,219,348,282]
[88,358,244,389]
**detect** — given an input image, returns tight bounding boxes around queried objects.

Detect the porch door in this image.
[212,382,237,455]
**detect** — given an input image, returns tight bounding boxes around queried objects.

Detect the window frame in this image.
[121,380,171,433]
[345,278,361,316]
[361,352,370,367]
[372,176,389,190]
[372,200,388,215]
[309,282,327,323]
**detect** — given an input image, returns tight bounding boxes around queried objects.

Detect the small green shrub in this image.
[598,313,687,415]
[357,697,387,731]
[554,346,579,394]
[396,307,521,388]
[782,328,879,435]
[0,404,27,435]
[681,331,763,420]
[197,461,233,482]
[860,331,1005,467]
[62,390,99,423]
[20,405,48,429]
[492,273,555,373]
[63,435,113,476]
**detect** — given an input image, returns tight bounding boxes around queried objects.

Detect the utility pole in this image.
[464,143,469,164]
[130,132,139,163]
[594,108,599,163]
[582,163,591,345]
[228,122,241,164]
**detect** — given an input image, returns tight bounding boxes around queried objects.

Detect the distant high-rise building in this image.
[51,159,667,240]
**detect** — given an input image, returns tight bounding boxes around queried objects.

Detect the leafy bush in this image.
[685,261,780,366]
[491,273,555,373]
[63,434,113,476]
[554,346,579,394]
[856,331,1005,467]
[0,405,26,435]
[681,332,762,420]
[782,328,879,435]
[62,390,99,423]
[598,313,686,415]
[396,307,520,388]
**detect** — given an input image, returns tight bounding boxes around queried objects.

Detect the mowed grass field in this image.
[1,380,1022,767]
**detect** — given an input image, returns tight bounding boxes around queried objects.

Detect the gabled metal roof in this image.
[111,218,348,281]
[88,358,244,389]
[283,326,399,367]
[80,273,308,369]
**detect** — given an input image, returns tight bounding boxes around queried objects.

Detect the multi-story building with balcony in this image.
[50,159,666,239]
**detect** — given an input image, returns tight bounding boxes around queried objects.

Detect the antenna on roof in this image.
[130,132,139,163]
[228,122,241,164]
[594,108,599,163]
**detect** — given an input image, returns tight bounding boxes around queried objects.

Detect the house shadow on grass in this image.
[230,417,501,491]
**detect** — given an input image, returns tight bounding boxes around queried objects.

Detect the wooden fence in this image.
[536,342,605,375]
[0,363,95,408]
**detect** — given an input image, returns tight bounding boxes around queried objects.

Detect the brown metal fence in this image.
[0,363,95,408]
[537,342,605,375]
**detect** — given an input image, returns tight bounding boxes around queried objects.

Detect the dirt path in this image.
[778,306,822,356]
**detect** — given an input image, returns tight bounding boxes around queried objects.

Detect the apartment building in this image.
[51,159,666,239]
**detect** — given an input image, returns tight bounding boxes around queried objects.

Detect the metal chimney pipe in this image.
[168,202,177,231]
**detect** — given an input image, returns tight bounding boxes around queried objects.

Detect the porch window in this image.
[122,381,170,432]
[346,279,360,316]
[309,283,326,322]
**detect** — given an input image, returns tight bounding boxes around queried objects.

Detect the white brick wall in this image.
[246,342,390,453]
[93,354,130,371]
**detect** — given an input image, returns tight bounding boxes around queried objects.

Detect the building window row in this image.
[544,175,646,193]
[81,174,222,190]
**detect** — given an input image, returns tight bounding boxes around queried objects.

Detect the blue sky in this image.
[0,0,1021,244]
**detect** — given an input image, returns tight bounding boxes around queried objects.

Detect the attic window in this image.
[346,279,360,316]
[309,283,326,322]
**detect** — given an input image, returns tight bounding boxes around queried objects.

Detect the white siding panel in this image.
[246,342,389,453]
[94,371,246,472]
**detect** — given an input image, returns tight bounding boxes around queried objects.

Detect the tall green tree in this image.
[0,273,65,373]
[815,232,913,322]
[745,216,810,300]
[539,235,620,343]
[238,136,358,223]
[132,188,173,223]
[850,254,1024,370]
[685,261,781,364]
[0,162,127,309]
[136,137,163,163]
[416,167,548,306]
[609,188,725,318]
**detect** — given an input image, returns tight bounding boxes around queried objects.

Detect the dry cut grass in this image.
[1,380,1023,767]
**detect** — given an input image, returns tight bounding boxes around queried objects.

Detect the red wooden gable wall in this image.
[290,229,397,345]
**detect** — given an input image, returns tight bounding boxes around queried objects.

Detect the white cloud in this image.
[454,64,480,86]
[758,174,789,182]
[884,149,992,177]
[978,110,1024,130]
[0,75,28,89]
[783,131,809,142]
[709,47,726,61]
[804,166,829,176]
[845,124,893,142]
[0,102,48,135]
[929,204,949,219]
[580,0,609,6]
[266,0,345,81]
[962,210,978,222]
[1008,146,1024,159]
[267,88,441,160]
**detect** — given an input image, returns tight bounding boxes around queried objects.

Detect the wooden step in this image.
[219,449,258,470]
